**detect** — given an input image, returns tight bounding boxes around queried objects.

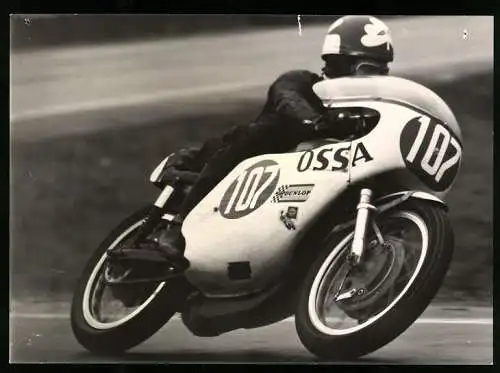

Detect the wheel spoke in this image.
[321,262,350,319]
[386,277,396,307]
[371,221,385,244]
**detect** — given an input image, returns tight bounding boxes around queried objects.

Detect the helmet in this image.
[321,15,394,63]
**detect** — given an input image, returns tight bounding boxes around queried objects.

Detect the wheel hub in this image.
[336,239,406,318]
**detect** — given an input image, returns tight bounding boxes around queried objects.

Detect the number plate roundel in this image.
[218,160,281,219]
[400,116,463,192]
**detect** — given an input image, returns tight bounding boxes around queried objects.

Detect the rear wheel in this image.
[295,200,454,360]
[70,207,192,355]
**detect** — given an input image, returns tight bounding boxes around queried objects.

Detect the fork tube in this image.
[154,185,175,208]
[349,188,377,265]
[134,185,176,243]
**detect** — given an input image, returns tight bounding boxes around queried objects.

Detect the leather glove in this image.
[164,146,202,171]
[302,115,330,132]
[302,111,346,134]
[304,109,370,138]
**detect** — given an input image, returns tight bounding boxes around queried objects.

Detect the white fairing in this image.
[181,76,463,298]
[312,75,462,142]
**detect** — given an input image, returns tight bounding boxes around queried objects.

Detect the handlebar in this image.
[166,169,200,184]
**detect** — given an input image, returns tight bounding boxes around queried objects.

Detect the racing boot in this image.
[111,219,189,273]
[106,220,188,307]
[154,220,188,267]
[116,166,211,272]
[138,219,189,270]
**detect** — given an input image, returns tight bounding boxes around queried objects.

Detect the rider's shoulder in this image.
[273,69,322,84]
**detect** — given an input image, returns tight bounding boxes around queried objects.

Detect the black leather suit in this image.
[167,69,353,220]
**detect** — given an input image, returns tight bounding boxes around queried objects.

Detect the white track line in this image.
[10,57,492,124]
[9,80,266,123]
[9,313,493,325]
[11,313,70,319]
[10,15,492,123]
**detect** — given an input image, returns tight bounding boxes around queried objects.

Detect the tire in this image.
[70,206,192,355]
[295,200,454,360]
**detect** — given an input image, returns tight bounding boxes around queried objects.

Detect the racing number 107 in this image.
[224,164,280,214]
[405,116,462,183]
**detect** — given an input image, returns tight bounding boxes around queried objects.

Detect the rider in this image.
[139,15,394,267]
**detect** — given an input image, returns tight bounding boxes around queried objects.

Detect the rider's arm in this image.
[267,70,325,131]
[269,70,365,139]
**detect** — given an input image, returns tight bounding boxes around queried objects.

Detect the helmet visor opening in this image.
[322,55,389,78]
[353,61,389,76]
[322,55,357,78]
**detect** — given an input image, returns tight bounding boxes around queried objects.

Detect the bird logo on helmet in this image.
[321,15,394,63]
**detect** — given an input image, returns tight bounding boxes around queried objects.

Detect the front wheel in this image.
[70,206,192,355]
[295,200,454,360]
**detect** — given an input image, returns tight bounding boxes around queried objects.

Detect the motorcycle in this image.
[70,75,463,360]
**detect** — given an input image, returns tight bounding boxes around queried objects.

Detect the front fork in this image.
[348,188,383,266]
[331,188,384,302]
[133,166,199,244]
[134,185,177,243]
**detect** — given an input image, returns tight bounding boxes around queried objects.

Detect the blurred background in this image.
[9,15,493,308]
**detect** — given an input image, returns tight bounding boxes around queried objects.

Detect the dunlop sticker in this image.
[271,184,314,203]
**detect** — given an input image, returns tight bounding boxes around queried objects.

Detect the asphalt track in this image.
[10,16,493,141]
[9,16,494,364]
[9,305,493,364]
